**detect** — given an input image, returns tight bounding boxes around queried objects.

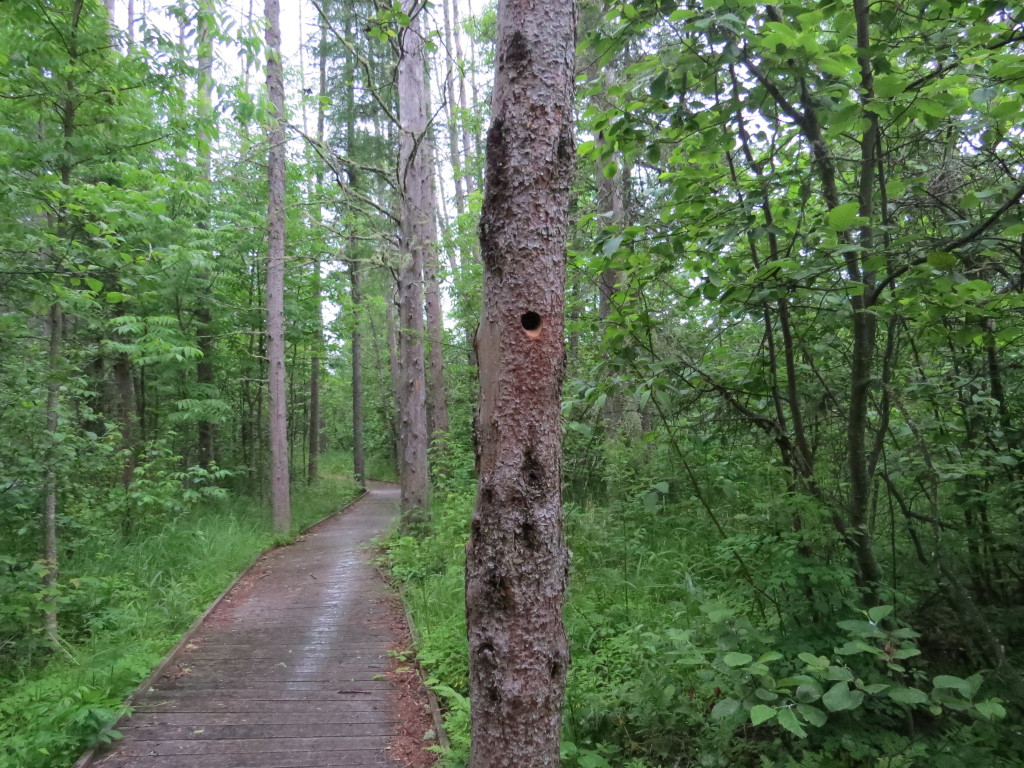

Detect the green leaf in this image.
[798,653,829,669]
[724,652,753,668]
[933,675,970,696]
[927,251,956,269]
[795,682,823,703]
[777,707,807,737]
[602,235,624,258]
[711,697,741,720]
[750,704,776,725]
[974,699,1006,720]
[84,277,103,292]
[797,704,827,727]
[827,202,860,231]
[867,605,893,624]
[652,481,669,494]
[888,687,928,705]
[892,647,921,660]
[822,682,864,712]
[915,99,948,119]
[874,74,907,98]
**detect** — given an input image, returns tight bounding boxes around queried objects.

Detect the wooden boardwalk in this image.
[83,483,420,768]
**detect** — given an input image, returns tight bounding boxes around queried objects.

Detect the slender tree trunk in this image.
[127,0,136,45]
[113,345,137,491]
[265,0,291,531]
[350,259,365,487]
[386,291,403,473]
[42,302,63,642]
[396,0,433,527]
[196,0,217,469]
[308,10,328,485]
[466,0,577,765]
[453,0,478,194]
[442,0,466,216]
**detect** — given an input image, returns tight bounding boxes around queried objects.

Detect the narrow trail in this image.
[83,482,435,768]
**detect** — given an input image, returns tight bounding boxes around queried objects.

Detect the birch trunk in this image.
[465,0,577,764]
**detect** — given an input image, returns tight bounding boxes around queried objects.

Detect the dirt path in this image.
[83,482,438,768]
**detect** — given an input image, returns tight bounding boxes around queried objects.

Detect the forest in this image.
[1,0,1023,766]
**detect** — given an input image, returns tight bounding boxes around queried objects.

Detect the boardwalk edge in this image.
[71,486,370,768]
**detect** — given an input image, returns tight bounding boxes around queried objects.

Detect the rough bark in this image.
[465,0,577,765]
[350,259,365,487]
[396,0,433,527]
[265,0,291,531]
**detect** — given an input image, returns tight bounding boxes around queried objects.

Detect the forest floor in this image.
[76,482,440,768]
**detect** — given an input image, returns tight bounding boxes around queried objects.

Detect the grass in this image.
[0,453,361,768]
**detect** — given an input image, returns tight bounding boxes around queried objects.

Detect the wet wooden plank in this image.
[81,485,409,768]
[118,722,395,740]
[126,711,398,727]
[94,750,395,768]
[133,697,393,713]
[105,736,389,754]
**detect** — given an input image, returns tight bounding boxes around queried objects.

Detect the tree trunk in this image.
[265,0,291,531]
[442,0,466,217]
[385,290,403,474]
[396,0,433,528]
[350,259,365,487]
[452,0,477,195]
[308,9,328,485]
[42,302,63,642]
[465,0,577,765]
[196,0,217,470]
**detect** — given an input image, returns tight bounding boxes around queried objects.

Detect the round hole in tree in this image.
[521,311,542,337]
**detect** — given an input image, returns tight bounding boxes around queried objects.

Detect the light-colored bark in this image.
[441,0,466,217]
[265,0,291,531]
[465,0,577,765]
[396,0,434,526]
[452,0,476,195]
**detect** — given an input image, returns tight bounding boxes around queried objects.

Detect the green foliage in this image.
[0,457,359,767]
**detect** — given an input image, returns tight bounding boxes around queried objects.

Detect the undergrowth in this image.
[384,460,1021,768]
[0,453,360,768]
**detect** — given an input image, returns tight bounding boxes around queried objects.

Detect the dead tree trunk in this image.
[265,0,291,531]
[465,0,577,765]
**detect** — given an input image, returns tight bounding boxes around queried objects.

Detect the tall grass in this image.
[0,453,360,768]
